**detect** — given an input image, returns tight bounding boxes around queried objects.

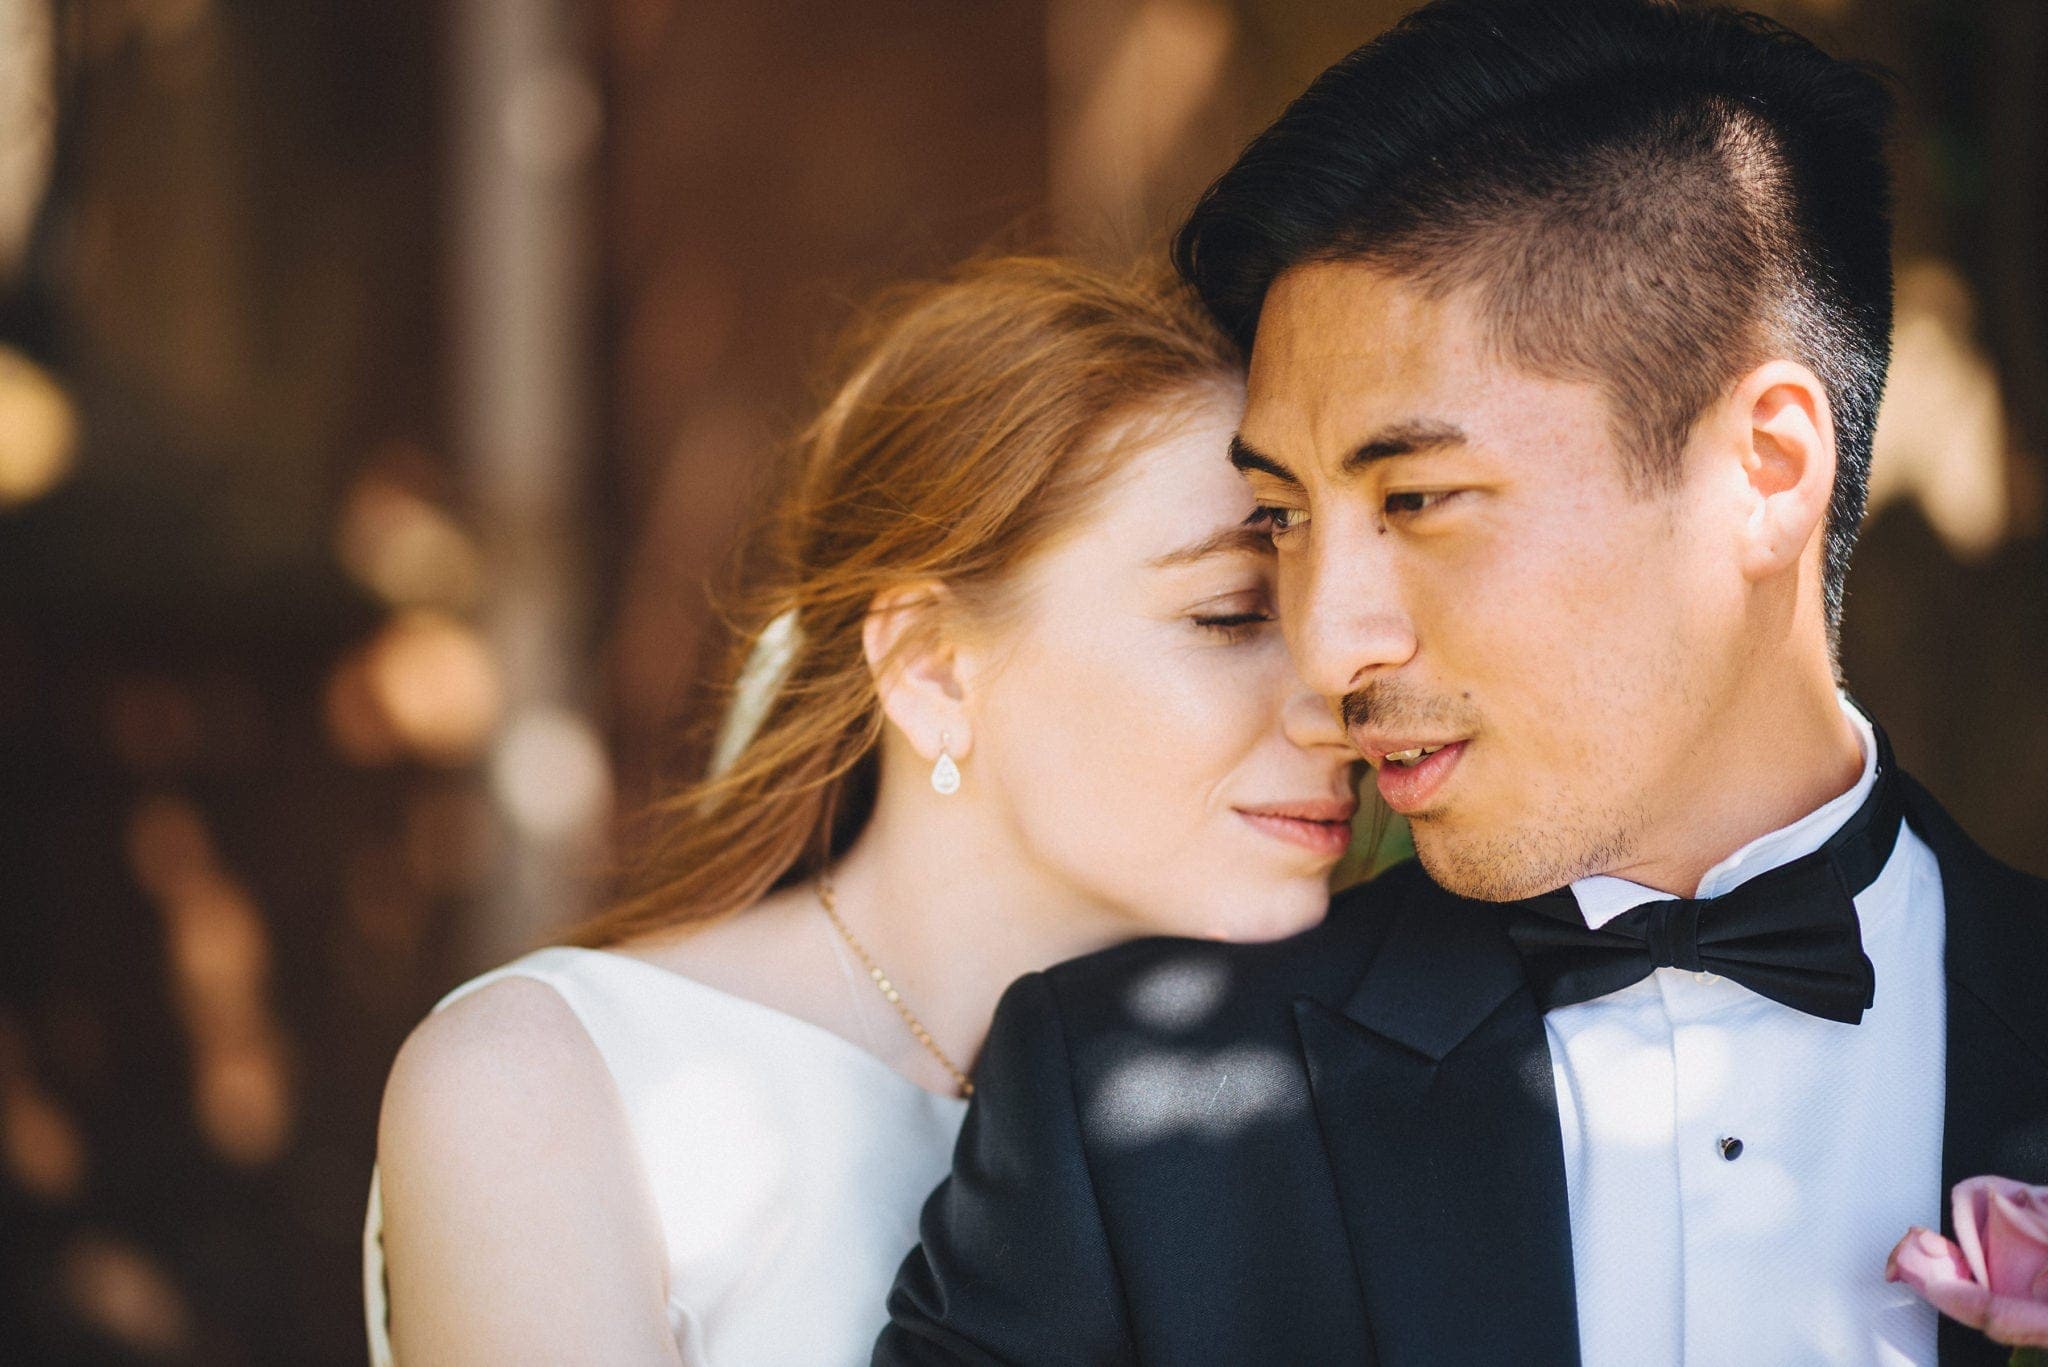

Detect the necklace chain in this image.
[814,878,974,1098]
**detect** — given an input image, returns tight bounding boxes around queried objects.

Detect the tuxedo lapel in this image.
[1295,886,1579,1365]
[1897,775,2048,1367]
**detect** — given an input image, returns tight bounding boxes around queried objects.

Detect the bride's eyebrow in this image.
[1146,524,1274,569]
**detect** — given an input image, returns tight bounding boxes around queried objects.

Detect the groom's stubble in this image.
[1345,674,1648,903]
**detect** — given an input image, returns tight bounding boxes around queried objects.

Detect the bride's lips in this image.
[1235,797,1358,859]
[1368,739,1466,814]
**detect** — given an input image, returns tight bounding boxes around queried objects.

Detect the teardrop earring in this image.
[930,732,961,796]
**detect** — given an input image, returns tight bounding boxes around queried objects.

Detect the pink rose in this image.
[1888,1176,2048,1350]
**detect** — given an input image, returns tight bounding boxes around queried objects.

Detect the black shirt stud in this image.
[1718,1135,1744,1161]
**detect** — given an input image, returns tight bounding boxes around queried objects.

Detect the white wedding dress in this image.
[362,946,970,1365]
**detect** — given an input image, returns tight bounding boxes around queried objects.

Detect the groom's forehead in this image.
[1240,258,1622,485]
[1244,261,1493,432]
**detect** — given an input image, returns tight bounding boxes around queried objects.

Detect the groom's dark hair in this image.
[1174,0,1895,637]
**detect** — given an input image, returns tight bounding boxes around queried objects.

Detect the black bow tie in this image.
[1505,725,1902,1025]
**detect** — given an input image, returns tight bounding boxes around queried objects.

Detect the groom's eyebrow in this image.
[1228,435,1300,484]
[1345,419,1469,471]
[1230,420,1469,483]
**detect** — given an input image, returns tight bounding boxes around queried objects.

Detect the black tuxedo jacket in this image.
[875,773,2048,1366]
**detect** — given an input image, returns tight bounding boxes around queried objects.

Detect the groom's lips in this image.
[1369,739,1467,815]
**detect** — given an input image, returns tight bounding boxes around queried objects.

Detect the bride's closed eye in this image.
[1190,593,1276,643]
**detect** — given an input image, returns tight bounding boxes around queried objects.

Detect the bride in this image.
[364,256,1364,1364]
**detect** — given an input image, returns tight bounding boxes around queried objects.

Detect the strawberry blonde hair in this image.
[570,256,1242,947]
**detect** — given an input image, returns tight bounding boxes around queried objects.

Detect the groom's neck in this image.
[1602,665,1866,898]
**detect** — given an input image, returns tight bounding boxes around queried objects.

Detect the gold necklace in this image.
[814,877,974,1098]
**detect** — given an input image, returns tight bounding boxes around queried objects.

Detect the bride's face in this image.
[967,385,1363,942]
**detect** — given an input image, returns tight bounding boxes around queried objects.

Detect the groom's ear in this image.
[1719,359,1836,585]
[863,582,974,763]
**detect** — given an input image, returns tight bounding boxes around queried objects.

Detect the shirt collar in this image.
[1568,694,1879,930]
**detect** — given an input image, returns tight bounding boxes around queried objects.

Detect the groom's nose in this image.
[1283,515,1417,706]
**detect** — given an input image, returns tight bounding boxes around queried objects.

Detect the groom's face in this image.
[1236,260,1741,900]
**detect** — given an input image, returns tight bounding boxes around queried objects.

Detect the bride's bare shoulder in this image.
[381,973,600,1134]
[377,973,632,1232]
[375,975,672,1362]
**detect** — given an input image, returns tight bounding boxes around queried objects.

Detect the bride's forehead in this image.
[1012,415,1255,585]
[1100,410,1250,521]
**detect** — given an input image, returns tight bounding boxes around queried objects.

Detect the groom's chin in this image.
[1408,825,1593,904]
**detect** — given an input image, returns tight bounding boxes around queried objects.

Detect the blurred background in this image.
[0,0,2039,1361]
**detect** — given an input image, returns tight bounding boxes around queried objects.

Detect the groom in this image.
[877,1,2048,1363]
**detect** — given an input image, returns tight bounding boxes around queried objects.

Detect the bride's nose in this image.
[1281,673,1353,753]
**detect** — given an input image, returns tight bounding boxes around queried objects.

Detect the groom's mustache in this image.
[1340,679,1481,738]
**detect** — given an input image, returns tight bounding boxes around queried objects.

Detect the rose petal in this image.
[1953,1177,2006,1287]
[1889,1227,1991,1328]
[2004,1186,2048,1246]
[1917,1275,1995,1331]
[1986,1190,2048,1298]
[1889,1227,1975,1292]
[1981,1293,2048,1349]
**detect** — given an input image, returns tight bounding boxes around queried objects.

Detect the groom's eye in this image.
[1384,490,1453,518]
[1245,504,1307,538]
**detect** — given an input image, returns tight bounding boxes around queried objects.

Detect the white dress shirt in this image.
[1551,699,1948,1366]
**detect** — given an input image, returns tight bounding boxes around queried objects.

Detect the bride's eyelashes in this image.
[1190,607,1275,644]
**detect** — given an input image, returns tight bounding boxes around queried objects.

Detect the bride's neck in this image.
[824,767,1121,1088]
